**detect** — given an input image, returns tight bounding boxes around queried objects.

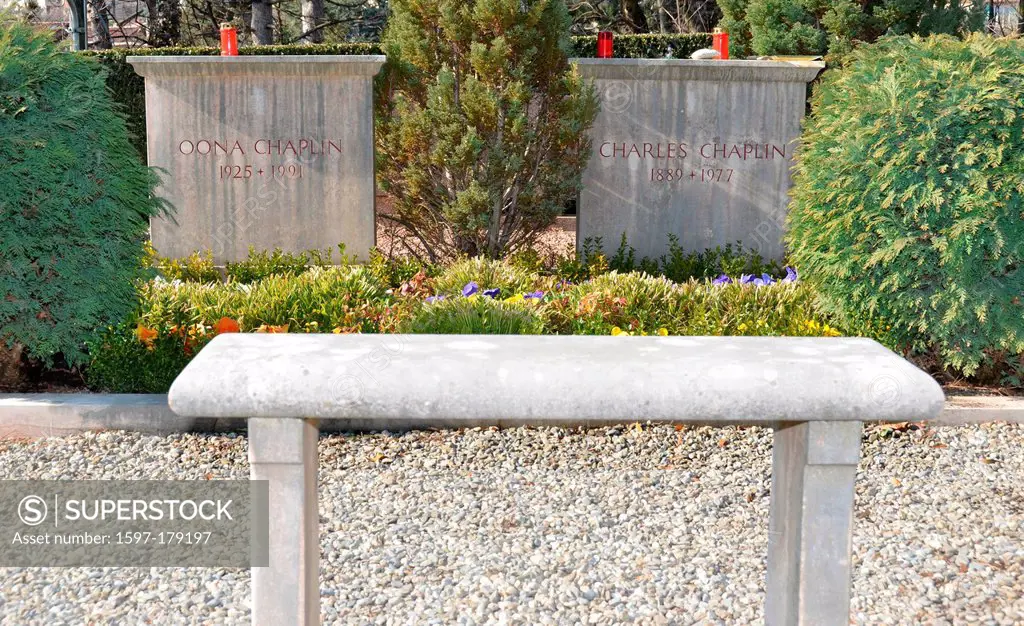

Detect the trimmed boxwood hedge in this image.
[81,34,711,156]
[572,33,711,59]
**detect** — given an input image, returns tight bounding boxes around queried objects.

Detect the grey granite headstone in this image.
[574,58,823,261]
[128,56,385,263]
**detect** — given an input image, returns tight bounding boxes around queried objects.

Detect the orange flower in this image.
[135,324,158,350]
[214,317,240,334]
[255,323,289,333]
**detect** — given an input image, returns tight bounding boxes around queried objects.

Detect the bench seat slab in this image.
[168,335,945,425]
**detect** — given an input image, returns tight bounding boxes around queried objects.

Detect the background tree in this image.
[77,0,386,47]
[144,0,181,46]
[300,0,326,42]
[568,0,720,34]
[376,0,599,260]
[718,0,984,59]
[251,0,274,43]
[89,0,113,48]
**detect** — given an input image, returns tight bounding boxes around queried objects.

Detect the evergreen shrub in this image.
[376,0,600,259]
[0,23,169,367]
[787,35,1024,375]
[718,0,983,59]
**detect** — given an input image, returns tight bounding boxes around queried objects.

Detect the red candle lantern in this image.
[220,23,238,57]
[712,28,729,60]
[597,31,613,59]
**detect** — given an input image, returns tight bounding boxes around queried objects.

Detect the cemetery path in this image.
[0,423,1020,625]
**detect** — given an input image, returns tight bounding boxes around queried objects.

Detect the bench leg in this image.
[765,421,861,626]
[248,418,320,626]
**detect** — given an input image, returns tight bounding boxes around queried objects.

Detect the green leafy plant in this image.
[86,265,402,392]
[595,233,782,282]
[433,257,538,299]
[156,250,220,283]
[787,35,1024,376]
[376,0,600,260]
[659,238,780,282]
[547,237,610,283]
[543,271,834,337]
[85,323,195,393]
[0,22,170,368]
[401,296,544,335]
[365,249,436,289]
[609,233,639,273]
[137,265,391,333]
[224,245,340,283]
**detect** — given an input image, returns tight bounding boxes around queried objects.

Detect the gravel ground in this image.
[0,423,1020,625]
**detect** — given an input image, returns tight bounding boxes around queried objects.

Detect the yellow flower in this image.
[737,323,748,333]
[657,328,668,336]
[505,294,524,303]
[611,326,630,336]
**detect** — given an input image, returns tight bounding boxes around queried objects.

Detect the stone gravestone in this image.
[129,56,385,263]
[574,58,823,261]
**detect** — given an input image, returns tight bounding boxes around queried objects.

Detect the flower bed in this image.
[86,254,839,393]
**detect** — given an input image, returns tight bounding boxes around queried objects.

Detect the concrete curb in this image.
[940,394,1024,425]
[0,394,194,439]
[0,392,1021,438]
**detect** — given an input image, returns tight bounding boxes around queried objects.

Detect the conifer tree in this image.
[376,0,599,260]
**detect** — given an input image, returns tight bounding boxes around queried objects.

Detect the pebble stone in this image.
[0,423,1020,625]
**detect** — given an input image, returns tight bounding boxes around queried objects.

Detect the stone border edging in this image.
[939,394,1024,425]
[0,392,1020,438]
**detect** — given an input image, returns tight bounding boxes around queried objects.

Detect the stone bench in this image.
[168,334,945,626]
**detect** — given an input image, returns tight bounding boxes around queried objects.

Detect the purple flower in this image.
[556,280,573,290]
[739,274,756,285]
[781,266,798,283]
[712,274,732,285]
[425,295,445,303]
[524,291,545,299]
[753,277,765,287]
[462,281,479,297]
[760,273,775,286]
[483,288,500,298]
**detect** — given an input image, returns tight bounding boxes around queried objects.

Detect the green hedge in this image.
[81,34,710,157]
[571,33,711,59]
